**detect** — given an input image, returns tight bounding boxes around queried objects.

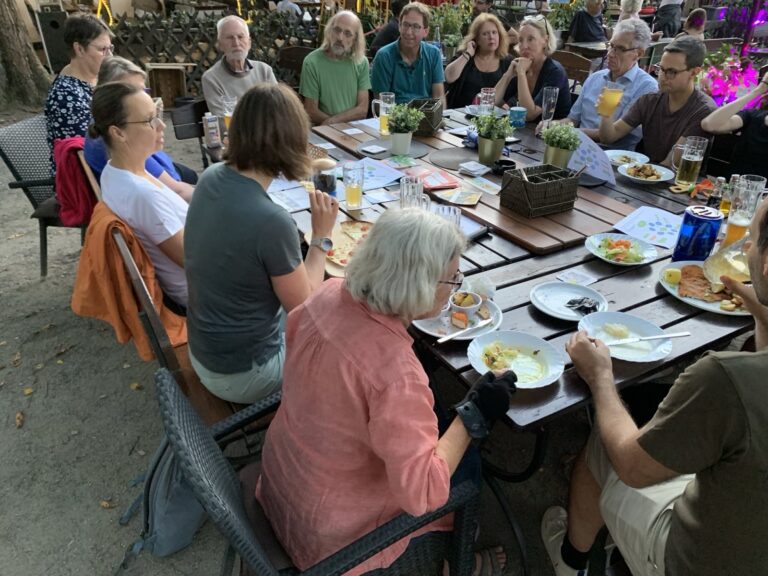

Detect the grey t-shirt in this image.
[638,349,768,576]
[184,163,302,373]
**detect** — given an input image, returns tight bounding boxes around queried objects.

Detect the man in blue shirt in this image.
[371,1,445,106]
[565,18,657,150]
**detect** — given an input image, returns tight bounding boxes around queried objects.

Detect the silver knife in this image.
[437,318,493,344]
[604,331,691,347]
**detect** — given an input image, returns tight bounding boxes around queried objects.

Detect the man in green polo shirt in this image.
[371,1,445,106]
[300,11,371,125]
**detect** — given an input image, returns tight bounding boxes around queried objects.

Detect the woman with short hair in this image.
[257,207,515,575]
[184,83,338,405]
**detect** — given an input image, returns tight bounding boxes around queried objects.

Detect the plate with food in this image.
[578,311,673,362]
[585,233,658,266]
[467,331,565,389]
[412,297,502,341]
[464,105,508,118]
[617,163,674,184]
[657,261,751,316]
[304,220,374,277]
[605,150,649,167]
[530,281,609,322]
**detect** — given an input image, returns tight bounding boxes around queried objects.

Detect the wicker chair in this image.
[0,114,84,277]
[154,367,481,576]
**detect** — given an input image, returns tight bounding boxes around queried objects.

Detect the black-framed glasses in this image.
[606,42,637,53]
[438,271,464,290]
[332,25,355,39]
[653,64,690,78]
[123,115,164,130]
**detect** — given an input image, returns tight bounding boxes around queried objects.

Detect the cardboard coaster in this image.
[428,147,479,171]
[355,138,431,160]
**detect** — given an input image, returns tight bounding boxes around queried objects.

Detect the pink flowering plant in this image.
[699,44,761,107]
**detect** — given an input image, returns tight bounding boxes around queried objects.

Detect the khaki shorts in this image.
[585,428,695,576]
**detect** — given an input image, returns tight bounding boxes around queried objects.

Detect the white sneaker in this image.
[541,506,587,576]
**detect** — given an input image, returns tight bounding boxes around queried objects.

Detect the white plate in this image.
[464,105,508,118]
[467,331,565,389]
[578,311,673,363]
[617,163,675,184]
[657,261,752,316]
[605,149,649,167]
[412,300,503,341]
[530,282,608,322]
[585,233,659,266]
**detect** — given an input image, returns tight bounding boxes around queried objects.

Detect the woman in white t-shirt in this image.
[89,82,189,309]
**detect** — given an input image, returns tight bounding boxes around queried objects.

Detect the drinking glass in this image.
[399,177,430,210]
[704,235,751,283]
[672,136,708,187]
[540,86,559,132]
[723,174,766,246]
[312,171,337,196]
[479,87,495,116]
[343,163,365,210]
[222,96,237,130]
[596,81,624,118]
[432,205,461,227]
[371,92,395,136]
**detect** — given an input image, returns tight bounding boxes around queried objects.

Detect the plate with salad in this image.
[585,233,658,266]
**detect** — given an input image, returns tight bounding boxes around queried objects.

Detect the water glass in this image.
[479,87,495,116]
[343,163,365,210]
[371,92,395,136]
[540,86,559,131]
[432,205,461,228]
[399,177,430,210]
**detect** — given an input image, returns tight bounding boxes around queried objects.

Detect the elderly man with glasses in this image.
[300,11,371,126]
[597,36,715,166]
[557,19,657,150]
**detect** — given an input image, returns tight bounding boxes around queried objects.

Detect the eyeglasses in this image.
[607,42,637,53]
[332,26,355,39]
[91,44,115,55]
[123,115,164,130]
[438,271,464,291]
[653,64,690,78]
[400,22,424,31]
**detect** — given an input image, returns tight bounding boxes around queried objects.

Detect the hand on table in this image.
[565,331,614,390]
[309,189,339,239]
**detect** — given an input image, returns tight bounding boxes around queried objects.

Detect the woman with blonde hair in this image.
[184,83,338,404]
[257,207,515,575]
[445,13,512,109]
[494,15,571,120]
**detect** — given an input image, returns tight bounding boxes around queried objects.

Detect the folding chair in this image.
[170,98,210,169]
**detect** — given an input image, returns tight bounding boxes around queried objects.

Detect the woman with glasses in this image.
[257,207,515,575]
[44,14,113,174]
[493,15,571,121]
[90,82,189,310]
[445,13,512,109]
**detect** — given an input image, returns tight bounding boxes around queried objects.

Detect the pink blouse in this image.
[256,278,452,574]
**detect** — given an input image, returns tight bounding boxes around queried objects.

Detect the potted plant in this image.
[443,34,462,60]
[542,123,581,169]
[472,113,514,166]
[547,0,585,48]
[388,104,425,155]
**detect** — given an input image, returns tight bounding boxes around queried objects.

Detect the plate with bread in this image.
[658,261,751,316]
[412,293,502,341]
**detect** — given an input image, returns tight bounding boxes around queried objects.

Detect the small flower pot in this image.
[390,131,413,155]
[478,137,505,166]
[543,145,575,170]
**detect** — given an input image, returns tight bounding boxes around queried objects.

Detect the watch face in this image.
[317,237,333,251]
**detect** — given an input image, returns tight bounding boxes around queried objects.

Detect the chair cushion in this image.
[239,462,295,574]
[31,196,61,220]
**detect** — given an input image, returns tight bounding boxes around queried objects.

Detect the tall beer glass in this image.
[673,136,708,188]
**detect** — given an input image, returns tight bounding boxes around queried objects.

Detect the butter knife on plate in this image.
[437,318,493,344]
[602,331,690,347]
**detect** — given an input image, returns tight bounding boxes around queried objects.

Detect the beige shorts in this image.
[585,428,695,576]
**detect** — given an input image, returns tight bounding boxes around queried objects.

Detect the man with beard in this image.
[202,16,276,117]
[300,11,371,125]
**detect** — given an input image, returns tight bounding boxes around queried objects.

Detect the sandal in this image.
[475,546,505,576]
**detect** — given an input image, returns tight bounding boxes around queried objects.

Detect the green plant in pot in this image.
[541,123,580,169]
[472,113,514,166]
[388,104,425,155]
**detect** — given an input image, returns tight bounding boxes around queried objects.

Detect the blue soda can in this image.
[671,205,724,262]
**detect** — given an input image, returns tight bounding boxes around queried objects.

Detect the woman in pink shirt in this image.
[257,208,516,575]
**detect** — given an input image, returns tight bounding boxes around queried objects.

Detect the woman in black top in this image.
[445,13,512,109]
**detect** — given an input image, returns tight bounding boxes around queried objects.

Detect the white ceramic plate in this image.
[467,331,565,389]
[412,300,503,341]
[530,282,608,322]
[578,311,673,362]
[464,105,508,118]
[617,163,675,184]
[605,149,649,167]
[585,233,659,267]
[657,260,752,316]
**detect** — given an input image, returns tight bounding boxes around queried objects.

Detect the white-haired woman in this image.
[299,10,370,125]
[619,0,642,20]
[257,208,515,575]
[493,15,571,121]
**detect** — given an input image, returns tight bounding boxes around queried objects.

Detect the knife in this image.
[437,318,493,344]
[602,331,691,347]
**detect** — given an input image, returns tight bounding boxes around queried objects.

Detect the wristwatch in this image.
[309,236,333,253]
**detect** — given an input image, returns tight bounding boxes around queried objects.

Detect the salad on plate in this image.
[596,237,644,264]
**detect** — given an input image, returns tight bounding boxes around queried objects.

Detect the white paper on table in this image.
[353,157,404,191]
[464,176,501,195]
[351,118,381,131]
[267,178,304,193]
[613,206,682,249]
[567,130,616,185]
[365,189,399,203]
[556,269,598,286]
[342,127,364,135]
[313,142,336,150]
[268,187,311,213]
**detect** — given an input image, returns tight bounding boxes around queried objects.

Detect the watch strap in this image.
[454,397,489,439]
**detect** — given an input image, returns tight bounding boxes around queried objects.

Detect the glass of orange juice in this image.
[343,163,365,210]
[596,82,624,118]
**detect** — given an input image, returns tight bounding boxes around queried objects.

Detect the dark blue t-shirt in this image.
[502,57,572,120]
[568,10,606,43]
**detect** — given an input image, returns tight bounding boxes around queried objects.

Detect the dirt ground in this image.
[0,105,589,575]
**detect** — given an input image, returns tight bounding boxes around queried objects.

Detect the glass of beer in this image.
[222,97,237,130]
[723,174,766,246]
[596,82,624,118]
[672,136,708,188]
[371,92,395,136]
[343,163,365,210]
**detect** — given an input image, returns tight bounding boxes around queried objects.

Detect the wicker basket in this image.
[409,98,443,136]
[500,164,578,218]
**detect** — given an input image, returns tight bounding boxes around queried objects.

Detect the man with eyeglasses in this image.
[597,36,715,166]
[371,2,446,107]
[202,16,276,118]
[559,19,657,150]
[300,11,370,126]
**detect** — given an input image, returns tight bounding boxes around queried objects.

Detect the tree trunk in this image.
[0,0,51,109]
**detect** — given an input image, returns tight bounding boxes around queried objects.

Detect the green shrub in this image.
[542,123,581,151]
[388,104,426,133]
[472,113,513,140]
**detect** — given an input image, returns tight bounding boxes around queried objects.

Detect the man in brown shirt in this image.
[541,195,768,576]
[597,36,715,165]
